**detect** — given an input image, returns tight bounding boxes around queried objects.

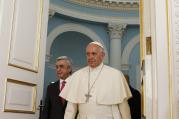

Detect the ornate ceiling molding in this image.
[65,0,139,11]
[50,4,139,24]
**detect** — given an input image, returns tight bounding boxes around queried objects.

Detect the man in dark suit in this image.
[125,75,141,119]
[42,56,72,119]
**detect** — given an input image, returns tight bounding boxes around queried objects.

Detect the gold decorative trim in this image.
[36,0,44,72]
[8,0,44,73]
[4,78,37,113]
[139,0,144,61]
[166,0,173,119]
[65,0,139,11]
[139,0,145,117]
[146,37,152,55]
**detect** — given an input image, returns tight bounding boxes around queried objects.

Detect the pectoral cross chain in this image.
[85,64,104,103]
[85,93,92,102]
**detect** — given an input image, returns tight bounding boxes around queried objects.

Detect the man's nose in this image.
[88,54,94,59]
[57,67,61,71]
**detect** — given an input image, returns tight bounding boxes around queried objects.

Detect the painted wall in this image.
[128,43,140,90]
[122,25,140,52]
[121,25,140,91]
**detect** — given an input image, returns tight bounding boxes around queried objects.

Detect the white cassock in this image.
[60,63,132,119]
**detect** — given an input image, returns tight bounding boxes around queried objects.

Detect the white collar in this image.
[89,63,104,72]
[60,79,67,83]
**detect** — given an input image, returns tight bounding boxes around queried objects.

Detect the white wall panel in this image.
[167,0,179,118]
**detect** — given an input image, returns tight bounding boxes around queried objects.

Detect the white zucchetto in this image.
[89,41,104,49]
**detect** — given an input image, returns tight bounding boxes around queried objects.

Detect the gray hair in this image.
[56,56,72,74]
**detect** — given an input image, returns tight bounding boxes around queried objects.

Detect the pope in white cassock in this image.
[60,41,132,119]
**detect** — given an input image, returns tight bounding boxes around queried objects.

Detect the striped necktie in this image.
[60,81,66,105]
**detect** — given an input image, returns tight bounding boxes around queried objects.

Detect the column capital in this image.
[45,54,52,62]
[108,23,127,39]
[49,9,56,19]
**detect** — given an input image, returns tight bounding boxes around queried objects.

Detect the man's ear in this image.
[102,52,105,58]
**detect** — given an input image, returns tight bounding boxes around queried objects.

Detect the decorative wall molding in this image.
[46,62,55,69]
[4,79,37,113]
[50,4,139,24]
[45,54,52,62]
[167,0,179,118]
[121,64,131,70]
[49,9,56,18]
[46,23,109,63]
[121,34,139,70]
[8,0,43,72]
[65,0,139,11]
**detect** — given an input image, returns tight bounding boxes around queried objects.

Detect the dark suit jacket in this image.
[128,86,141,119]
[42,81,67,119]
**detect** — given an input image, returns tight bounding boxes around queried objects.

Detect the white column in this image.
[108,23,127,70]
